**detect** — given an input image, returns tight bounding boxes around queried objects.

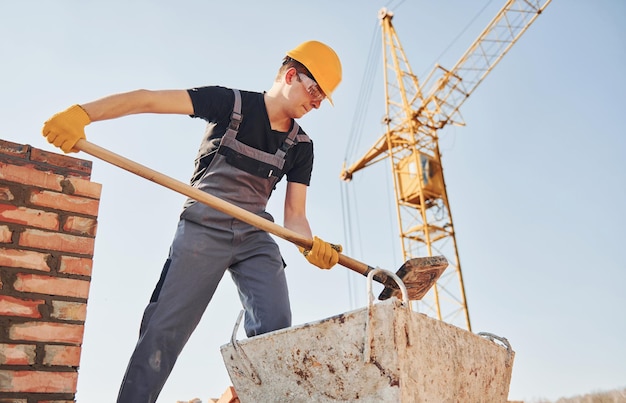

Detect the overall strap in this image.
[224,89,243,138]
[223,88,299,163]
[276,121,300,160]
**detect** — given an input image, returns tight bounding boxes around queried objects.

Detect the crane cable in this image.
[340,18,381,309]
[340,0,417,309]
[420,0,496,79]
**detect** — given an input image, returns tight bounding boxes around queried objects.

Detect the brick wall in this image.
[0,139,101,402]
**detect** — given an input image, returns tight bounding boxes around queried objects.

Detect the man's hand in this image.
[300,236,342,270]
[42,104,91,153]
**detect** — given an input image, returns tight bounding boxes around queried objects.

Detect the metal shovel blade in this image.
[377,255,448,300]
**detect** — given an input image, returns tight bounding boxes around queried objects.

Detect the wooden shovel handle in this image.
[75,139,376,278]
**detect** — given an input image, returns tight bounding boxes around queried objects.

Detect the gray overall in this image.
[117,89,301,402]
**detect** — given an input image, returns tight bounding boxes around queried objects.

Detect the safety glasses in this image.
[296,73,326,102]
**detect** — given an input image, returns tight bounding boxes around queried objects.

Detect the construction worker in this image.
[42,40,342,402]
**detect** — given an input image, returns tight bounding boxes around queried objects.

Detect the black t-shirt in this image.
[187,86,314,187]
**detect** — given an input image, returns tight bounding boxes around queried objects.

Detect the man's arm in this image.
[283,181,313,238]
[42,89,193,153]
[80,89,193,122]
[284,182,340,270]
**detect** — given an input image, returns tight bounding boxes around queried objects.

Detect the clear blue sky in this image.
[1,1,625,402]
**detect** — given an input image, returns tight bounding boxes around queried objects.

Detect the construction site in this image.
[1,1,625,402]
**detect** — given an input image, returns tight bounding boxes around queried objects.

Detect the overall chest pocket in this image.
[219,146,283,179]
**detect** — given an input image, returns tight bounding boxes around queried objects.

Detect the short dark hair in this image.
[276,56,315,82]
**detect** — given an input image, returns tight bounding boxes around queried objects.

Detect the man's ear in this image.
[285,67,298,84]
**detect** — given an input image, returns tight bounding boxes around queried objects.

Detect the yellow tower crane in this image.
[340,0,552,331]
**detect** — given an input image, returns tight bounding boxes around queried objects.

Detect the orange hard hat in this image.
[286,40,342,105]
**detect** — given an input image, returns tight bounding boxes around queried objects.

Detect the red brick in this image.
[0,296,44,318]
[0,163,63,192]
[19,229,94,255]
[43,345,81,367]
[0,139,29,159]
[58,256,92,276]
[0,225,11,243]
[0,248,51,271]
[9,322,84,344]
[29,148,92,177]
[64,177,101,199]
[29,190,100,216]
[216,386,239,403]
[62,216,97,236]
[0,369,78,393]
[0,187,14,201]
[14,273,90,299]
[51,300,87,322]
[0,344,36,365]
[0,204,59,230]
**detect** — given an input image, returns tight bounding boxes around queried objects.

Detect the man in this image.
[42,40,342,402]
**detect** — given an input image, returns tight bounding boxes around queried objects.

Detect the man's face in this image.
[296,73,326,103]
[290,70,324,117]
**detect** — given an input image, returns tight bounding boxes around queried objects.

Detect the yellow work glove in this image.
[42,104,91,153]
[299,236,342,270]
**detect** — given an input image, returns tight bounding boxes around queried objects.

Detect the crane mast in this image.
[341,0,551,330]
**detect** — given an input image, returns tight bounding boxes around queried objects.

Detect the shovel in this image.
[74,139,447,300]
